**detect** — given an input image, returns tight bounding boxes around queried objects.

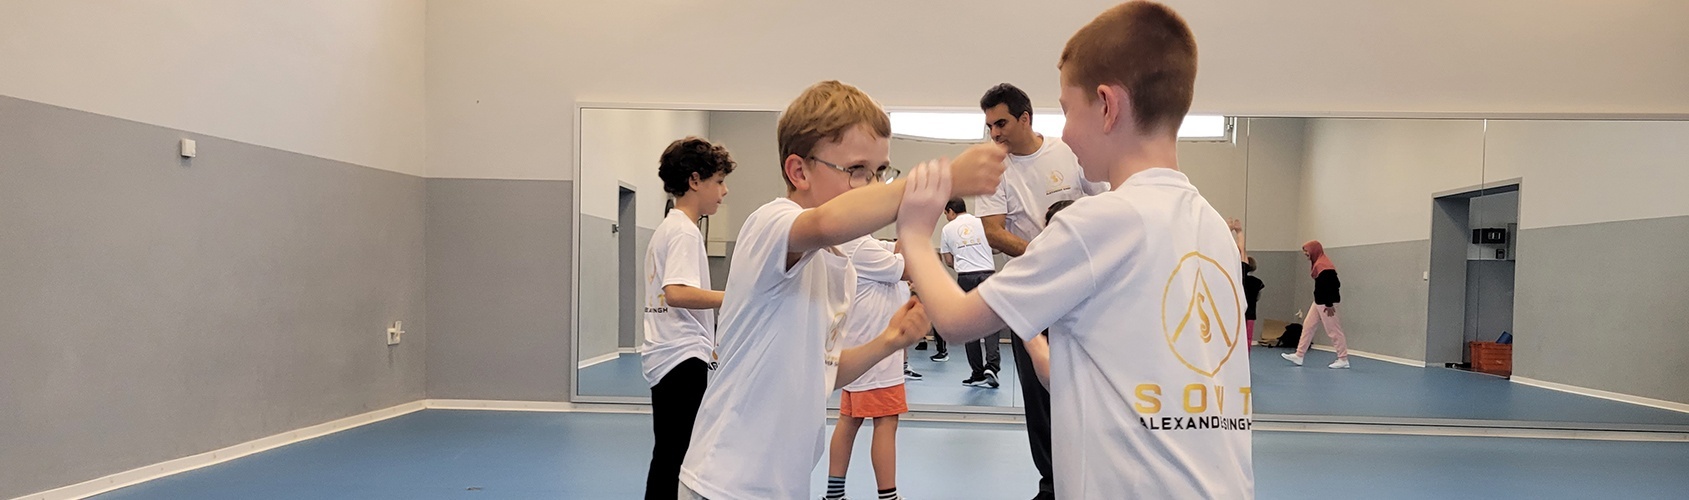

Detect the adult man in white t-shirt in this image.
[939,198,1001,388]
[973,82,1109,500]
[897,3,1254,497]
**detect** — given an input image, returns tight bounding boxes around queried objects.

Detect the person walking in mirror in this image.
[1281,240,1350,369]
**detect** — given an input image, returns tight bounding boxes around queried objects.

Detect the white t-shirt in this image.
[940,213,995,273]
[974,136,1109,243]
[840,236,909,392]
[977,168,1255,499]
[680,198,855,500]
[639,209,716,387]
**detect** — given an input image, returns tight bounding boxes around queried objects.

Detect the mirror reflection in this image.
[572,107,1689,432]
[1241,117,1689,431]
[574,105,1249,412]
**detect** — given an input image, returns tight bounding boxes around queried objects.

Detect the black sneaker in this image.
[984,370,1000,388]
[930,352,949,362]
[905,369,924,380]
[963,375,986,387]
[915,340,929,351]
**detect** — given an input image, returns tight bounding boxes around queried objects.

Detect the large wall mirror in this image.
[1240,117,1689,433]
[569,105,1246,414]
[572,105,1689,433]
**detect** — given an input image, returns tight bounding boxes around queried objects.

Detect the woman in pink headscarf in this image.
[1282,240,1351,369]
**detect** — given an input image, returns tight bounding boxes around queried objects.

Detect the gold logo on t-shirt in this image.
[1044,170,1071,196]
[645,264,668,312]
[1161,252,1243,378]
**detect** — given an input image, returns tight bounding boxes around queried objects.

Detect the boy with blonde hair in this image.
[678,80,1006,500]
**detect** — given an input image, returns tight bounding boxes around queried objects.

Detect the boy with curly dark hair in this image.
[643,136,735,499]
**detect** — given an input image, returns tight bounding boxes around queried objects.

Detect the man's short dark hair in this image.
[980,83,1033,121]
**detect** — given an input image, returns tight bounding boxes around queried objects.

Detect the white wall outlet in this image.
[387,321,404,346]
[179,138,196,158]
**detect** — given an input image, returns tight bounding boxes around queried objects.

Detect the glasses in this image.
[807,157,901,187]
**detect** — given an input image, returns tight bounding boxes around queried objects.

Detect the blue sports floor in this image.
[1248,348,1689,427]
[585,346,1689,428]
[93,409,1689,499]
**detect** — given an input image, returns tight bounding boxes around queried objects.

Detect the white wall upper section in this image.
[426,0,1689,180]
[579,109,708,227]
[1178,136,1247,223]
[1484,120,1689,230]
[0,0,426,176]
[1297,119,1486,248]
[1242,118,1308,252]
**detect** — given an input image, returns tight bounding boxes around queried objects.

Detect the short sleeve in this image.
[742,201,815,293]
[661,231,705,289]
[974,181,1011,217]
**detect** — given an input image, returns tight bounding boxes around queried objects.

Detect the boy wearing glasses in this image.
[678,80,1006,499]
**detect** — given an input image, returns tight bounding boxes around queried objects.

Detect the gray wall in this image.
[0,95,426,499]
[1298,240,1432,361]
[1512,216,1689,405]
[425,179,572,401]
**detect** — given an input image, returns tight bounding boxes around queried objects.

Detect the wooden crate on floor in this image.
[1469,341,1512,377]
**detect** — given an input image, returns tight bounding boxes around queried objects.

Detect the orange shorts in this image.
[840,384,908,418]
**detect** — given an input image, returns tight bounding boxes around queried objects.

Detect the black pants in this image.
[645,358,709,500]
[958,271,1001,377]
[1012,334,1055,497]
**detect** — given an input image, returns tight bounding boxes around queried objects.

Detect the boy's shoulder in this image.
[741,198,801,231]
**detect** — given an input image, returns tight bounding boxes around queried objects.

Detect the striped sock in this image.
[878,487,899,500]
[825,476,846,499]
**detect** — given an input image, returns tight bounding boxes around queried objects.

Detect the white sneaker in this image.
[1281,352,1305,366]
[1329,358,1350,369]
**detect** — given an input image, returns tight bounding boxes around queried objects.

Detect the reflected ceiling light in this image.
[889,111,1227,142]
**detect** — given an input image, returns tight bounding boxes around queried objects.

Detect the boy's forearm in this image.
[789,179,907,253]
[663,285,724,309]
[834,333,899,391]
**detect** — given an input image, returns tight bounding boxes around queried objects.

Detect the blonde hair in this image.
[776,80,892,189]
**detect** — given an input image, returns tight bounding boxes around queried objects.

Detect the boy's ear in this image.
[1098,84,1124,135]
[783,154,809,191]
[687,172,703,193]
